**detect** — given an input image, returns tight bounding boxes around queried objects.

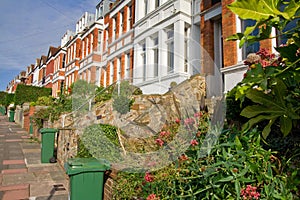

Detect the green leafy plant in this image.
[226,0,300,138]
[0,91,7,106]
[31,94,72,128]
[227,0,300,48]
[5,93,15,107]
[112,81,138,115]
[114,126,298,199]
[14,84,51,105]
[76,138,93,158]
[71,79,97,112]
[79,123,122,162]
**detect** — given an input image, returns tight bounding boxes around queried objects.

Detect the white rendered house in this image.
[133,0,201,94]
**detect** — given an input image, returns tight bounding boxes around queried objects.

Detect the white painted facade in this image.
[133,0,199,94]
[32,66,39,87]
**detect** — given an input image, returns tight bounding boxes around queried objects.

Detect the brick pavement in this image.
[0,115,69,200]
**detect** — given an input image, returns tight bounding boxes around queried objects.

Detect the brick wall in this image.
[222,0,237,67]
[200,18,214,74]
[103,173,115,200]
[106,62,111,86]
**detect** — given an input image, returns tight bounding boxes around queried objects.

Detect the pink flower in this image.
[184,118,195,126]
[159,131,170,138]
[240,185,260,200]
[144,172,154,182]
[175,118,181,124]
[190,139,199,146]
[194,112,203,118]
[155,138,164,146]
[147,193,160,200]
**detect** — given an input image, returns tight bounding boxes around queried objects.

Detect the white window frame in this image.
[152,36,159,77]
[165,27,174,73]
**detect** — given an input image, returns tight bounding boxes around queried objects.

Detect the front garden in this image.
[2,0,299,199]
[110,0,300,199]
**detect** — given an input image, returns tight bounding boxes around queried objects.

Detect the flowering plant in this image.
[226,0,300,139]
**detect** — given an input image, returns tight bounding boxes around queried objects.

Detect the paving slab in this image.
[2,188,29,200]
[30,182,68,197]
[0,116,69,199]
[3,159,25,165]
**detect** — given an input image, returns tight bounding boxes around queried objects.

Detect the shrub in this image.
[226,0,300,138]
[114,127,298,199]
[78,123,121,161]
[5,93,15,107]
[0,91,6,105]
[31,94,72,128]
[14,85,51,105]
[112,81,140,115]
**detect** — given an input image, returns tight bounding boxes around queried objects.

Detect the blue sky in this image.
[0,0,99,91]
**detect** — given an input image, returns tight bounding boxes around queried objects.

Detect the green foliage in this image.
[227,0,300,47]
[31,94,72,128]
[34,96,54,106]
[5,93,15,107]
[76,138,93,158]
[226,0,300,138]
[0,91,7,105]
[114,128,299,199]
[71,79,97,112]
[112,81,138,115]
[14,84,52,105]
[94,86,113,103]
[79,123,122,161]
[112,95,134,114]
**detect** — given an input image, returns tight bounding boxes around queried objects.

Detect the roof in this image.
[47,46,60,59]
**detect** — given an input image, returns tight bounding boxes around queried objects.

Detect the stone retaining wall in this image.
[56,128,78,167]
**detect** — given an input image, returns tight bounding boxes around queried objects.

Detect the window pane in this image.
[168,41,174,73]
[242,19,260,59]
[154,48,158,77]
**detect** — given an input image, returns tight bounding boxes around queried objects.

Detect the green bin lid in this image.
[65,158,110,175]
[40,128,58,134]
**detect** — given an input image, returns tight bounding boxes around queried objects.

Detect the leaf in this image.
[244,25,257,36]
[275,44,299,63]
[217,176,234,183]
[280,116,292,137]
[262,117,277,139]
[284,0,300,19]
[241,105,283,118]
[245,89,283,109]
[242,115,275,131]
[235,136,242,150]
[235,179,241,198]
[226,33,244,41]
[239,177,254,183]
[228,0,274,20]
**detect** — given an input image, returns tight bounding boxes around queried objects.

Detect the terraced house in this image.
[8,0,291,98]
[199,0,284,94]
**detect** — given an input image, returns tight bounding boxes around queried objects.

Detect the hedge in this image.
[0,91,6,105]
[14,85,52,105]
[5,93,15,107]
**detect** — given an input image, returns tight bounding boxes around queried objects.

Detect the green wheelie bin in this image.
[65,158,110,200]
[40,128,58,163]
[9,110,15,122]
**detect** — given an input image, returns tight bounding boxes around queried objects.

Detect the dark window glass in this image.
[242,19,260,59]
[212,0,221,5]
